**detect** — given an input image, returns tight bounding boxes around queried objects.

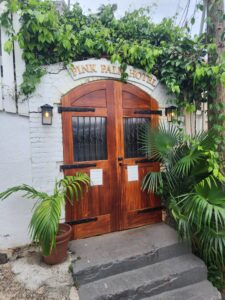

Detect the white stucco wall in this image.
[0,112,33,249]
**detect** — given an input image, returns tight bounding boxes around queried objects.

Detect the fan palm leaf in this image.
[173,150,204,177]
[140,122,181,162]
[142,171,163,193]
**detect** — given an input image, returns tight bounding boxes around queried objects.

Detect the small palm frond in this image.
[208,265,225,290]
[142,172,163,193]
[195,130,216,151]
[0,184,48,201]
[163,170,178,193]
[139,123,156,159]
[140,122,181,161]
[58,173,90,204]
[29,173,90,255]
[169,197,192,241]
[197,228,225,267]
[196,175,220,190]
[177,180,225,232]
[29,194,65,256]
[173,150,204,177]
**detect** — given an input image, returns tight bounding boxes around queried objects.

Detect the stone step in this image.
[144,280,221,300]
[78,254,207,300]
[70,223,190,285]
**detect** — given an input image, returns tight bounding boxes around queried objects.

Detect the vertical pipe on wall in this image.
[0,28,3,111]
[11,13,18,113]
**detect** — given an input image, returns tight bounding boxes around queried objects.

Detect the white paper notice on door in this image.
[90,169,103,186]
[127,165,139,182]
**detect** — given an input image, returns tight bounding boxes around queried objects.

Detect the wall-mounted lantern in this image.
[41,104,53,125]
[165,106,177,122]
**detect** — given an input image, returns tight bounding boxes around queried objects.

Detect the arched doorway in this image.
[61,80,162,239]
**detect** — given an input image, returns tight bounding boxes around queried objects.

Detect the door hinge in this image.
[60,163,97,171]
[58,106,95,113]
[137,206,164,214]
[134,110,162,115]
[66,217,98,225]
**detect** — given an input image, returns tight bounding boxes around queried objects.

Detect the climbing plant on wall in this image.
[1,0,225,111]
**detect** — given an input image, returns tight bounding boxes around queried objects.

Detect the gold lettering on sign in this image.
[136,71,142,80]
[89,64,97,72]
[101,64,107,73]
[81,65,89,73]
[106,65,112,73]
[70,64,97,77]
[129,68,157,87]
[70,65,81,76]
[129,69,135,78]
[112,66,121,75]
[100,64,121,75]
[147,75,157,86]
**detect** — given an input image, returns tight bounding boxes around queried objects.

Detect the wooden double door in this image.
[62,80,161,239]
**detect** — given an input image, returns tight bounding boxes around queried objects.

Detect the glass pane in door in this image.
[124,117,149,158]
[72,117,107,162]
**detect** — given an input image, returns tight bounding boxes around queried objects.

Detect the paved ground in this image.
[0,245,79,300]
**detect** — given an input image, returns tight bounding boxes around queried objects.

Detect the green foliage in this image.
[1,0,225,106]
[0,173,90,256]
[208,265,225,290]
[141,124,225,288]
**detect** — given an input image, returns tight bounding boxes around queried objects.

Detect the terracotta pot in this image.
[43,223,72,265]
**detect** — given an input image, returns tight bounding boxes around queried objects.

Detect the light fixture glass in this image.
[165,106,177,122]
[41,104,53,125]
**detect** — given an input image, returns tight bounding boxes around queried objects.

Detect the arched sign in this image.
[67,59,158,91]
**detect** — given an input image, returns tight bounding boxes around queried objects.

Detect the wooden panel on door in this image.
[120,163,162,230]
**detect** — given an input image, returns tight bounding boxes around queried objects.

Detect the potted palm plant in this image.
[0,173,90,265]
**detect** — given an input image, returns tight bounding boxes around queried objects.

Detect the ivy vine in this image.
[1,0,225,113]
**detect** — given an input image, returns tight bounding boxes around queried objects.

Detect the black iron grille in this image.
[124,117,149,158]
[72,117,107,162]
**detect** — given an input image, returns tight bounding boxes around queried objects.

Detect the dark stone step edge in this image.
[79,263,207,300]
[73,242,190,285]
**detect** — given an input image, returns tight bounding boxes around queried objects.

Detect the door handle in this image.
[118,157,123,161]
